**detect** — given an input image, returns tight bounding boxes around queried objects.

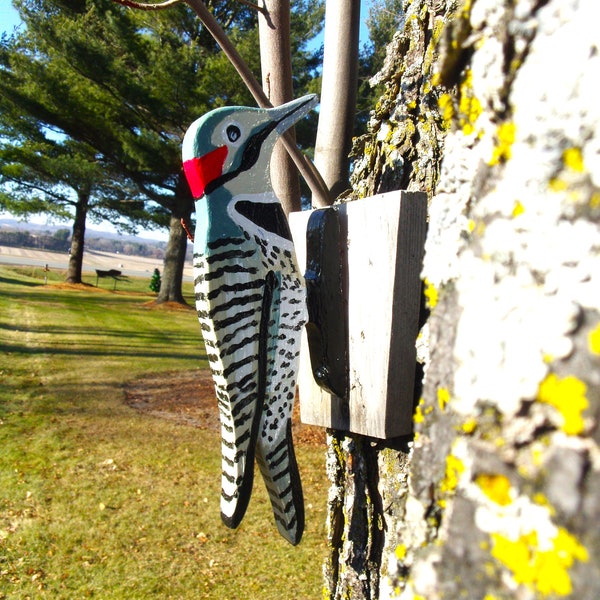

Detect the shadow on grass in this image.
[1,319,205,362]
[1,340,204,361]
[0,274,43,288]
[1,267,205,372]
[0,322,205,360]
[0,321,199,340]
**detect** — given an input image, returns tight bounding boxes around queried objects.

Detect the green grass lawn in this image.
[0,266,328,599]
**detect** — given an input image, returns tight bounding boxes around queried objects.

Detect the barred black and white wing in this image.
[193,235,268,529]
[233,195,307,545]
[256,263,306,545]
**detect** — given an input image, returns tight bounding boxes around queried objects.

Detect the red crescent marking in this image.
[183,145,228,198]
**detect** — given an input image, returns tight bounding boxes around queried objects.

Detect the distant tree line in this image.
[0,227,167,258]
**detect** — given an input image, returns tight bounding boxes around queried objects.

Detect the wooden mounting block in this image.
[289,190,427,439]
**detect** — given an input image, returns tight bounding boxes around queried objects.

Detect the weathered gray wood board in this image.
[290,190,427,438]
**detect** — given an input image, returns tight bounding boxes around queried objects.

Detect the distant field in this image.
[0,245,194,281]
[0,266,328,599]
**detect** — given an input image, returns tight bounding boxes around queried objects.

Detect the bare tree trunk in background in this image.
[66,188,90,284]
[156,172,193,305]
[258,0,301,214]
[326,0,600,598]
[156,213,188,304]
[313,0,361,203]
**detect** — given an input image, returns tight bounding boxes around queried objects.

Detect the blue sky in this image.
[1,0,374,41]
[0,0,20,32]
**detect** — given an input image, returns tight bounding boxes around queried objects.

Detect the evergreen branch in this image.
[111,0,331,205]
[233,0,266,14]
[0,173,76,206]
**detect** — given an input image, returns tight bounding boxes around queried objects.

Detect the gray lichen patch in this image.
[325,0,600,598]
[404,0,600,598]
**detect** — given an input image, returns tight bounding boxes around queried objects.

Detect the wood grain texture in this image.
[290,190,427,438]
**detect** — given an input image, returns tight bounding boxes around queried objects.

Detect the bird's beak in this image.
[183,145,228,199]
[269,94,319,135]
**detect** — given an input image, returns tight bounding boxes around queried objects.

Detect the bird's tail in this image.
[217,386,261,529]
[256,419,305,545]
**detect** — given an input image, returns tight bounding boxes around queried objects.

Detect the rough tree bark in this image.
[325,0,600,598]
[156,214,188,304]
[66,187,90,284]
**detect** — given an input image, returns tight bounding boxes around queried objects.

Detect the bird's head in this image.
[182,94,318,199]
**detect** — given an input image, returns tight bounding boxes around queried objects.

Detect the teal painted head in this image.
[182,94,318,199]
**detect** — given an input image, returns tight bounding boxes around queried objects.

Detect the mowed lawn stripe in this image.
[0,266,327,599]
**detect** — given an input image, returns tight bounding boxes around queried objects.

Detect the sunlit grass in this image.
[0,266,328,599]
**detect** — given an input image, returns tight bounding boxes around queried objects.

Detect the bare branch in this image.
[234,0,266,14]
[111,0,183,11]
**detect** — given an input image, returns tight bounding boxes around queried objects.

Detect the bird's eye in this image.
[226,124,242,143]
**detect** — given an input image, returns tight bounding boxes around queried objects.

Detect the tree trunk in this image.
[66,188,90,284]
[325,0,600,598]
[156,213,188,304]
[156,172,193,305]
[313,0,361,202]
[258,0,301,214]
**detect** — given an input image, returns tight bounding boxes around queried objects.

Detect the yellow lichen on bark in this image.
[437,93,454,130]
[562,147,585,173]
[395,543,407,560]
[437,387,450,411]
[476,474,512,506]
[489,121,516,166]
[437,71,483,135]
[413,399,425,424]
[536,374,588,435]
[490,528,588,597]
[461,418,477,434]
[458,69,482,135]
[511,199,525,217]
[440,454,465,495]
[423,278,438,308]
[588,322,600,355]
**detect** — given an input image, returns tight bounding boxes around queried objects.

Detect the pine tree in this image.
[149,268,161,294]
[1,0,325,298]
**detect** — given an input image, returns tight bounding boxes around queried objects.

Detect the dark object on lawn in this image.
[95,269,128,290]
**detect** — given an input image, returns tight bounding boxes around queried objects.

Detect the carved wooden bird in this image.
[182,94,317,545]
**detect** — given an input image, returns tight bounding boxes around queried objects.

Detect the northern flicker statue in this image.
[182,94,318,545]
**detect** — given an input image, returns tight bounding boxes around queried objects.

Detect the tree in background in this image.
[364,0,403,72]
[0,0,323,298]
[0,83,153,282]
[149,268,161,293]
[257,0,324,212]
[313,0,361,200]
[353,0,404,135]
[0,0,260,298]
